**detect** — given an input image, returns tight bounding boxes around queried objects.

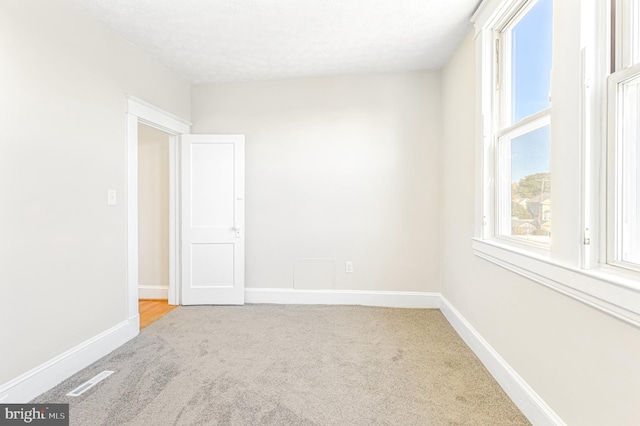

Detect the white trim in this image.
[494,107,551,139]
[580,45,592,269]
[472,0,528,36]
[126,96,191,134]
[607,63,640,271]
[168,136,181,305]
[0,317,139,403]
[473,238,640,327]
[580,0,611,273]
[245,288,440,308]
[439,297,566,426]
[126,112,140,320]
[126,97,190,317]
[138,285,169,300]
[475,30,490,239]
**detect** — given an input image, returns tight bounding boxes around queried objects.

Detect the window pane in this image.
[619,73,640,265]
[508,125,551,244]
[510,0,553,123]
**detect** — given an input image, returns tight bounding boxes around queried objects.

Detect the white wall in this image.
[0,0,189,384]
[441,29,640,426]
[138,124,170,299]
[192,72,441,293]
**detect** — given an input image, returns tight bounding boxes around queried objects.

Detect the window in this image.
[494,0,554,248]
[608,0,640,270]
[471,0,640,327]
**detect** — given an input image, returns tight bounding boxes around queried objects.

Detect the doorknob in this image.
[232,221,241,238]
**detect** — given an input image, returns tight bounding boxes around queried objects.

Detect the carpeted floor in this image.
[35,305,530,425]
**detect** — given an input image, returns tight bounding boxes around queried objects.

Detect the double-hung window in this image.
[472,0,640,326]
[607,0,640,271]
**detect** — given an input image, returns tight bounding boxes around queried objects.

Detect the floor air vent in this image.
[67,371,114,397]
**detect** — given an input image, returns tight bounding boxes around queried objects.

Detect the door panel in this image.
[181,134,244,305]
[191,143,235,228]
[190,243,234,288]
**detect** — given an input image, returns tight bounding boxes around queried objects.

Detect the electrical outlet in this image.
[345,261,353,273]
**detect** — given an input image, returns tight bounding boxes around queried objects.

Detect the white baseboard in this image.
[0,315,139,403]
[439,297,565,426]
[138,284,169,300]
[245,288,440,308]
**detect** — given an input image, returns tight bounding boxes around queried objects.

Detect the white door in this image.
[181,134,244,305]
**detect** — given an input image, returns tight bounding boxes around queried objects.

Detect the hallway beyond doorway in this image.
[139,299,177,329]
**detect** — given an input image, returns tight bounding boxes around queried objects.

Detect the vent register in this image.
[66,371,114,397]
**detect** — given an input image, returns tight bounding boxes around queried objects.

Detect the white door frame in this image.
[126,96,191,322]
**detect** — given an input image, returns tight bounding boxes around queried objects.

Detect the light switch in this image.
[107,189,117,206]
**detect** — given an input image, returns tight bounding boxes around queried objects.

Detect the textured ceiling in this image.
[74,0,479,84]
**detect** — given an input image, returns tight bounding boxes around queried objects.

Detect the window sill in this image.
[472,238,640,327]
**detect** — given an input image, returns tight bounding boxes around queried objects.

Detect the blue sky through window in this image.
[510,0,553,183]
[511,125,550,182]
[511,0,553,123]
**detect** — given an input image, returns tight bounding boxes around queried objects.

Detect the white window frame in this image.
[495,113,552,250]
[606,0,640,273]
[472,0,640,328]
[614,0,640,70]
[478,0,554,253]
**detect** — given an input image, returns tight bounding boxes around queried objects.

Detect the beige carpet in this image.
[35,305,530,425]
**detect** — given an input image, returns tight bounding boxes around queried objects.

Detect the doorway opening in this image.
[138,123,174,328]
[139,299,178,329]
[126,96,191,329]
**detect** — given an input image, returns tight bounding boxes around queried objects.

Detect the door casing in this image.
[126,96,191,325]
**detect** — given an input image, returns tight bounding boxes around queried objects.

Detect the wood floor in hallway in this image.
[139,299,178,329]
